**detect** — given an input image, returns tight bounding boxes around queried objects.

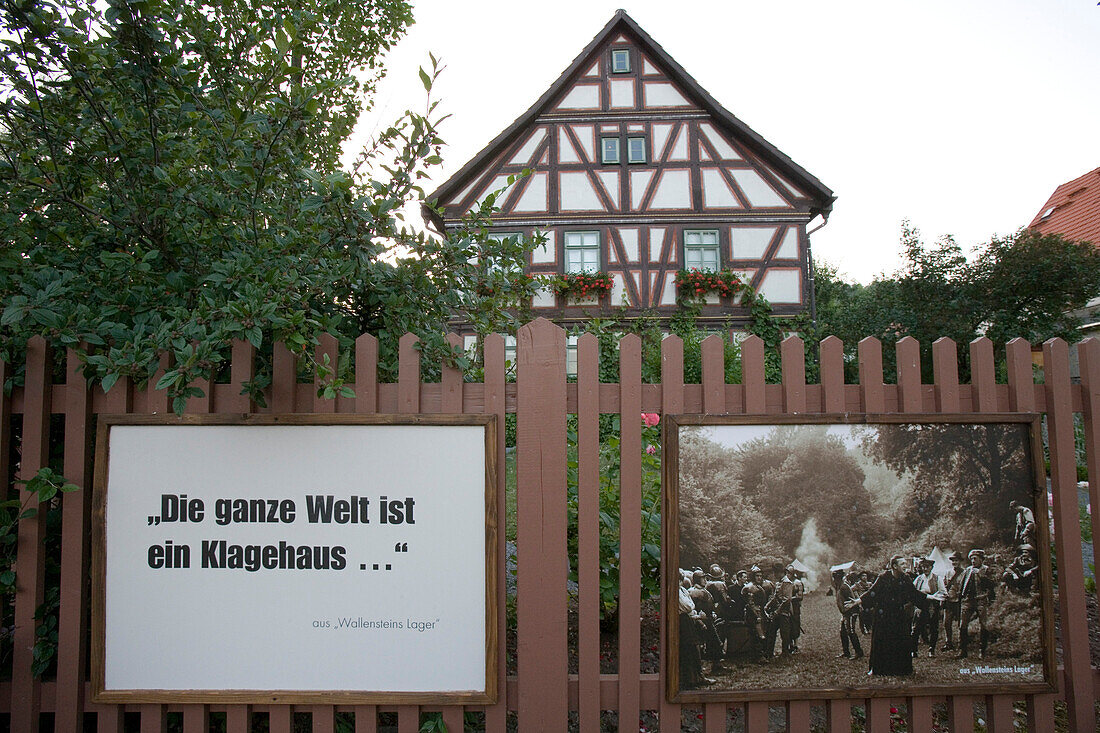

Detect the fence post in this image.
[516,319,568,731]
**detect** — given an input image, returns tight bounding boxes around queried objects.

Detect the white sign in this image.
[93,417,496,703]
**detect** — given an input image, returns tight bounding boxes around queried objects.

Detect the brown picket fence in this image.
[2,318,1098,732]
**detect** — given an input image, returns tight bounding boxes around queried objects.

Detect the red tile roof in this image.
[1029,165,1100,245]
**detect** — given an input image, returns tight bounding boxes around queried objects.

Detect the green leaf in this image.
[418,67,431,92]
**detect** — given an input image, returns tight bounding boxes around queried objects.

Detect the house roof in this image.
[424,9,835,231]
[1029,165,1100,245]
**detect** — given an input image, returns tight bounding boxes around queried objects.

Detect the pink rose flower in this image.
[641,412,660,428]
[646,444,657,455]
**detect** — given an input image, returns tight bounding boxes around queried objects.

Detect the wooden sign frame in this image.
[663,413,1056,703]
[91,413,499,705]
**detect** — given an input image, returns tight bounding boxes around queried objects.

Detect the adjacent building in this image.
[425,10,834,354]
[1029,165,1100,357]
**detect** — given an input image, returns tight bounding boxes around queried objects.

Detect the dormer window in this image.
[611,49,631,73]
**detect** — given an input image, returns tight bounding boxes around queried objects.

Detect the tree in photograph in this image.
[0,0,537,411]
[732,427,886,560]
[865,423,1033,547]
[677,430,782,572]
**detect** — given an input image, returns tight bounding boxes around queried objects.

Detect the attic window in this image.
[611,49,631,73]
[1040,206,1056,221]
[601,137,620,164]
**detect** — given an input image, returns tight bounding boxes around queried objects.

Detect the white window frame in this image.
[683,229,720,272]
[601,137,620,164]
[564,231,600,274]
[611,49,631,74]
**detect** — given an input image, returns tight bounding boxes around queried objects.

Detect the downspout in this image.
[805,213,828,329]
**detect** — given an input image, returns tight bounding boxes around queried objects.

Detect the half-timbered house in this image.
[425,10,835,355]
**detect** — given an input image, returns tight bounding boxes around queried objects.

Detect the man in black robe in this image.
[852,555,928,676]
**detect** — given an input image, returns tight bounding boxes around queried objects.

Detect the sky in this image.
[349,0,1100,284]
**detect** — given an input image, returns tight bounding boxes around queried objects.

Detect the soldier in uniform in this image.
[742,565,770,659]
[678,572,714,686]
[852,570,873,634]
[941,551,964,652]
[1002,545,1038,594]
[957,549,996,659]
[705,565,734,656]
[690,570,725,673]
[764,566,797,657]
[1010,500,1037,547]
[789,566,805,653]
[831,566,864,659]
[726,570,748,623]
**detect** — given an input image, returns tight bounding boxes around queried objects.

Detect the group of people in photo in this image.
[678,502,1042,685]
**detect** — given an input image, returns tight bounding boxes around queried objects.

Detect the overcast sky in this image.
[349,0,1100,284]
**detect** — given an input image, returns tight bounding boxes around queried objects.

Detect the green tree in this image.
[815,224,1100,381]
[0,0,536,410]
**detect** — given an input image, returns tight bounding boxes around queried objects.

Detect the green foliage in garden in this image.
[0,0,537,410]
[814,223,1100,382]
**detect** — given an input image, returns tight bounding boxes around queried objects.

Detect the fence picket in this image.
[1043,339,1095,731]
[356,334,380,414]
[659,335,685,733]
[970,337,997,412]
[1080,339,1100,614]
[398,334,421,413]
[482,333,508,733]
[231,339,257,413]
[741,335,765,414]
[858,338,884,413]
[819,336,844,413]
[619,335,643,733]
[313,333,339,413]
[56,348,92,732]
[225,704,250,733]
[780,336,805,414]
[825,699,850,733]
[578,333,601,731]
[397,336,422,732]
[273,342,297,412]
[932,337,960,413]
[786,699,810,732]
[270,706,294,733]
[11,337,51,733]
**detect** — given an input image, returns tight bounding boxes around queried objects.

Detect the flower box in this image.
[674,268,745,303]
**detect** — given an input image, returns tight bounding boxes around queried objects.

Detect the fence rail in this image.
[1,320,1097,731]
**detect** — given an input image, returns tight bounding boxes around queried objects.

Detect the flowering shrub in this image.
[674,268,745,300]
[550,271,614,301]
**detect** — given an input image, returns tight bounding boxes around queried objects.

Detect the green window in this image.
[684,230,720,271]
[627,137,647,164]
[564,231,600,273]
